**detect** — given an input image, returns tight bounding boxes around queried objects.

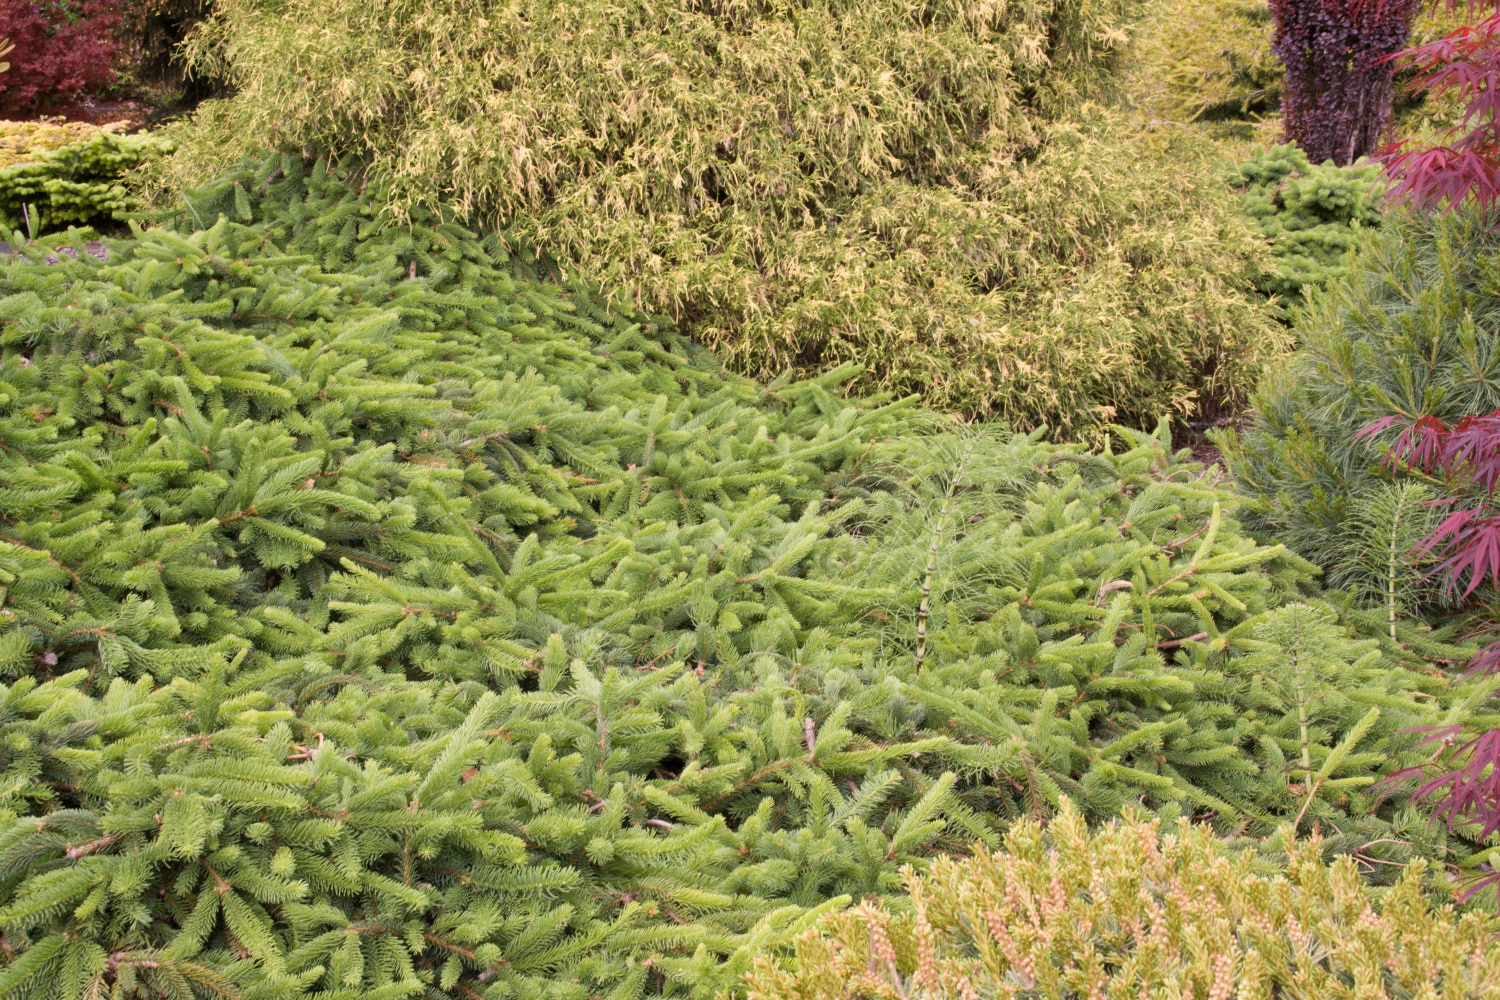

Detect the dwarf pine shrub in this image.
[1224,143,1383,310]
[745,800,1500,1000]
[150,0,1283,434]
[1217,206,1500,609]
[0,154,1491,1000]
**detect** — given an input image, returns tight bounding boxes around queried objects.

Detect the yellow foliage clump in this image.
[747,801,1500,1000]
[152,0,1283,435]
[0,120,114,169]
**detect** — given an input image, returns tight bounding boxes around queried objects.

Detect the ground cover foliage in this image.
[0,154,1494,999]
[148,0,1284,435]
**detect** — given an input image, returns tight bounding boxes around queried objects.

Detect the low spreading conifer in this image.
[0,153,1493,1000]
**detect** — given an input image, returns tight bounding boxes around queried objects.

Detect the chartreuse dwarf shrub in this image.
[745,801,1500,1000]
[1133,0,1283,125]
[0,153,1492,1000]
[152,0,1283,434]
[0,122,172,232]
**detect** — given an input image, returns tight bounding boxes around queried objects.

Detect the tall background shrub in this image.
[1270,0,1423,165]
[151,0,1282,435]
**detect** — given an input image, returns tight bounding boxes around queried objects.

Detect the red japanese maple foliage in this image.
[1382,1,1500,210]
[1363,410,1500,894]
[0,0,124,115]
[1358,409,1500,597]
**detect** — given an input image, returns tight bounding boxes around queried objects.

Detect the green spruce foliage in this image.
[151,0,1283,434]
[0,123,171,233]
[1224,144,1384,310]
[1217,206,1500,607]
[0,155,1492,1000]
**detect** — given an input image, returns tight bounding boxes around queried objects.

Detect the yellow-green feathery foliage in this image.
[1135,0,1282,125]
[155,0,1282,434]
[746,801,1500,1000]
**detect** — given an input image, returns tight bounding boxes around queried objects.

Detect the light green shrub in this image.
[1224,143,1384,309]
[150,0,1284,434]
[746,801,1500,1000]
[0,122,172,232]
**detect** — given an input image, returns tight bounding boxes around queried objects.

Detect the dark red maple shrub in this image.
[1270,0,1424,165]
[1383,2,1500,210]
[1362,408,1500,898]
[0,0,124,115]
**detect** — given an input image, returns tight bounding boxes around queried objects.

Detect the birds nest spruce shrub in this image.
[1216,205,1500,619]
[145,0,1285,437]
[0,153,1493,1000]
[1222,143,1384,311]
[0,121,174,233]
[744,800,1500,1000]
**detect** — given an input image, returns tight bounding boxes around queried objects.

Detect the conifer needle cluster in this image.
[0,155,1493,1000]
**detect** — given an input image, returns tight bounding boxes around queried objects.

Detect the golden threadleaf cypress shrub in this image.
[152,0,1281,435]
[745,800,1500,1000]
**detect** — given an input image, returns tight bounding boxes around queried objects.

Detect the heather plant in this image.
[1224,143,1384,307]
[744,801,1500,1000]
[146,0,1285,434]
[0,153,1491,999]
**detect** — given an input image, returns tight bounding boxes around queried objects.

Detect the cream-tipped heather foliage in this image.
[157,0,1281,434]
[747,801,1500,1000]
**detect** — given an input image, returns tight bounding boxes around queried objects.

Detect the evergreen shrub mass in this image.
[0,154,1492,1000]
[746,802,1500,1000]
[154,0,1283,434]
[0,122,172,233]
[1217,206,1500,612]
[1224,143,1383,310]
